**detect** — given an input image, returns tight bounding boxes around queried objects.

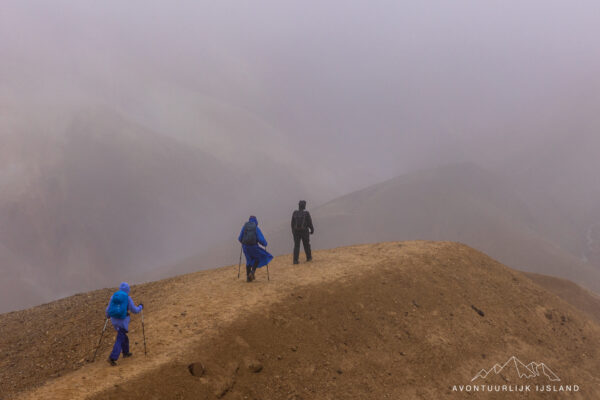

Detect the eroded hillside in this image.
[176,164,600,297]
[2,242,599,400]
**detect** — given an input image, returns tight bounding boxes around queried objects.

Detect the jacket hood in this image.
[249,216,258,225]
[299,200,306,210]
[119,282,130,294]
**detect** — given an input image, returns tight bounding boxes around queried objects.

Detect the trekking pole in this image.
[142,309,147,356]
[265,245,270,282]
[91,318,109,362]
[237,246,242,279]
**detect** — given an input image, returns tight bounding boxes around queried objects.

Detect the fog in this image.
[1,1,600,311]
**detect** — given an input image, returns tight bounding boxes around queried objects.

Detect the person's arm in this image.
[257,227,268,247]
[306,212,314,234]
[291,212,295,231]
[238,226,245,243]
[128,296,143,314]
[105,295,113,318]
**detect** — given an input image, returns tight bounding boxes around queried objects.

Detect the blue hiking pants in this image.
[110,327,129,361]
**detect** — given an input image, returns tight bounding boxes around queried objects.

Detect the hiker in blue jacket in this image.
[238,216,273,282]
[105,282,143,366]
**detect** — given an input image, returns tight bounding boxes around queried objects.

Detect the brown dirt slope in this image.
[2,242,600,400]
[524,272,600,324]
[175,164,600,296]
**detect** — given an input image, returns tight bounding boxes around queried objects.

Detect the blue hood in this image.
[119,282,131,294]
[249,216,258,225]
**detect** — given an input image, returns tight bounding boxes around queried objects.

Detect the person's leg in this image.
[293,231,301,264]
[244,249,253,282]
[122,330,131,357]
[246,264,252,282]
[302,230,312,261]
[109,328,126,361]
[251,259,258,280]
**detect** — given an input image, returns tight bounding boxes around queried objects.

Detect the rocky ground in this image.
[2,241,600,399]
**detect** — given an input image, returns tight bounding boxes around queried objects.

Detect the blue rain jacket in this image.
[105,282,143,331]
[238,216,273,268]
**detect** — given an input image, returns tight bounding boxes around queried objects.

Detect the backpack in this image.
[241,221,258,245]
[107,290,129,319]
[292,210,307,230]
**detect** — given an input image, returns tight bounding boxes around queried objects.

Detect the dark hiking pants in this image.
[246,259,258,281]
[110,327,129,361]
[293,229,312,262]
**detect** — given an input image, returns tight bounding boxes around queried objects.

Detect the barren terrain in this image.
[2,242,599,399]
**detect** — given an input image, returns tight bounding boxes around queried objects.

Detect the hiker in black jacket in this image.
[291,200,314,264]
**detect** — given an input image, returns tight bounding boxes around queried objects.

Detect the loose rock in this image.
[188,362,205,377]
[246,359,263,373]
[471,305,485,317]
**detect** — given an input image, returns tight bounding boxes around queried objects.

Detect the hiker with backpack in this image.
[238,216,273,282]
[292,200,314,264]
[105,282,143,366]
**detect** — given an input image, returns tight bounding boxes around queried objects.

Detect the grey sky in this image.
[3,1,599,196]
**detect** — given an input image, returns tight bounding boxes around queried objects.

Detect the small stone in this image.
[246,359,263,373]
[215,378,234,398]
[471,305,485,317]
[188,362,206,377]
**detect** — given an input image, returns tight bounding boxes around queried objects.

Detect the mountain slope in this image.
[0,107,239,312]
[0,243,48,312]
[165,163,600,293]
[2,242,600,399]
[256,163,600,293]
[525,272,600,324]
[498,132,600,268]
[0,103,314,313]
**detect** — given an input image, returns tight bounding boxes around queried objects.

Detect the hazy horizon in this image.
[1,1,599,311]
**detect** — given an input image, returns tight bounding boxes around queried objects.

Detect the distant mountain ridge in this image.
[175,163,600,293]
[299,163,600,292]
[0,105,308,313]
[499,132,600,271]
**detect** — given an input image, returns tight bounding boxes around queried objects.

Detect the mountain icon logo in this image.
[471,356,560,382]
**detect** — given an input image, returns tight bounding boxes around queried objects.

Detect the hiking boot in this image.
[250,272,255,281]
[293,260,299,265]
[108,358,117,366]
[307,257,312,262]
[123,352,133,358]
